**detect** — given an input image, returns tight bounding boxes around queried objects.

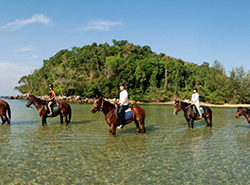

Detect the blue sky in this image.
[0,0,250,95]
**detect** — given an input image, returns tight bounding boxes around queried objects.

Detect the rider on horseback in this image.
[191,87,202,119]
[48,84,56,116]
[117,82,129,129]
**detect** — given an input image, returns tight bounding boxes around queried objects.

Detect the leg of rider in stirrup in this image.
[118,105,128,129]
[195,103,202,118]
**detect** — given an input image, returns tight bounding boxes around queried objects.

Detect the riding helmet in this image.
[49,84,54,88]
[119,82,125,87]
[193,87,197,91]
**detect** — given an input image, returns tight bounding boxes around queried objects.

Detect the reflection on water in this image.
[0,100,250,184]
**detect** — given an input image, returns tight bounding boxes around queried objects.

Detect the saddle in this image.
[45,101,59,113]
[115,107,133,121]
[192,105,204,115]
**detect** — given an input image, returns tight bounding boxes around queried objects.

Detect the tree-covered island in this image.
[15,40,250,104]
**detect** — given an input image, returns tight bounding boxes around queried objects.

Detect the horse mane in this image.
[30,95,47,105]
[103,98,116,109]
[177,100,191,107]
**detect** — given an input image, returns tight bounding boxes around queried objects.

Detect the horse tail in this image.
[68,104,72,123]
[7,103,11,120]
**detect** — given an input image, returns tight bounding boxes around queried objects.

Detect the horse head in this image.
[174,100,181,115]
[235,107,245,118]
[91,96,104,113]
[26,95,35,107]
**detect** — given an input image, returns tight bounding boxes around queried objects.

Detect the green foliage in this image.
[15,40,250,104]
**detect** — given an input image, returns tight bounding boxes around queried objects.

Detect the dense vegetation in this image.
[16,40,250,104]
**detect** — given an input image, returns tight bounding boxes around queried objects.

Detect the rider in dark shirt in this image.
[48,84,56,116]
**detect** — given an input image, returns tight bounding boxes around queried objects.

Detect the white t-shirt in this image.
[191,93,199,104]
[119,89,128,106]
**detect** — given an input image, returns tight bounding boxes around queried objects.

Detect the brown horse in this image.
[26,95,71,125]
[174,100,212,128]
[0,100,11,124]
[235,107,250,123]
[91,97,146,135]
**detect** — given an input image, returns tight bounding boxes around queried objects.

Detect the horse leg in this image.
[109,125,112,134]
[134,120,141,134]
[138,117,146,133]
[140,120,146,133]
[60,113,63,124]
[186,119,190,128]
[204,117,208,126]
[1,116,5,124]
[42,116,47,125]
[110,124,116,135]
[208,116,212,127]
[1,115,7,124]
[204,117,210,127]
[63,113,69,124]
[191,119,194,129]
[6,116,10,124]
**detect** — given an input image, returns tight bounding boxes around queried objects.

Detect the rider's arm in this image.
[119,97,127,106]
[49,91,55,101]
[191,93,198,104]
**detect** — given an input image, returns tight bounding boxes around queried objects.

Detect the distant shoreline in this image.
[1,94,249,108]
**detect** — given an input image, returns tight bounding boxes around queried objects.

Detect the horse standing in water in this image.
[174,100,212,128]
[235,107,250,123]
[26,95,71,125]
[0,100,11,124]
[91,97,146,135]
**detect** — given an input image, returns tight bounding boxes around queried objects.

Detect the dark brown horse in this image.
[174,100,212,128]
[235,107,250,123]
[26,95,71,125]
[0,100,11,124]
[91,97,146,135]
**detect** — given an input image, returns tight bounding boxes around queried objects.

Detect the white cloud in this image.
[0,14,51,31]
[0,62,35,95]
[14,45,33,52]
[83,20,123,31]
[0,62,34,78]
[28,55,39,60]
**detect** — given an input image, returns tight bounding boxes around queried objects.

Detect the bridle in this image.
[174,101,181,113]
[26,97,33,107]
[236,108,245,118]
[92,98,104,111]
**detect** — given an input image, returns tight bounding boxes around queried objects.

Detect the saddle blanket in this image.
[193,106,204,115]
[116,108,133,121]
[45,102,60,113]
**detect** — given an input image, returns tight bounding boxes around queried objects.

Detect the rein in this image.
[184,104,192,109]
[93,99,104,111]
[100,99,104,110]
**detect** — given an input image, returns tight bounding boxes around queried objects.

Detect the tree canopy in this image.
[15,40,250,104]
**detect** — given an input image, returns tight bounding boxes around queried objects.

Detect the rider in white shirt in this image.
[191,87,202,118]
[117,82,129,129]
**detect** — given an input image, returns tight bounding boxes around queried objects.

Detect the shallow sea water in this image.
[0,99,250,184]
